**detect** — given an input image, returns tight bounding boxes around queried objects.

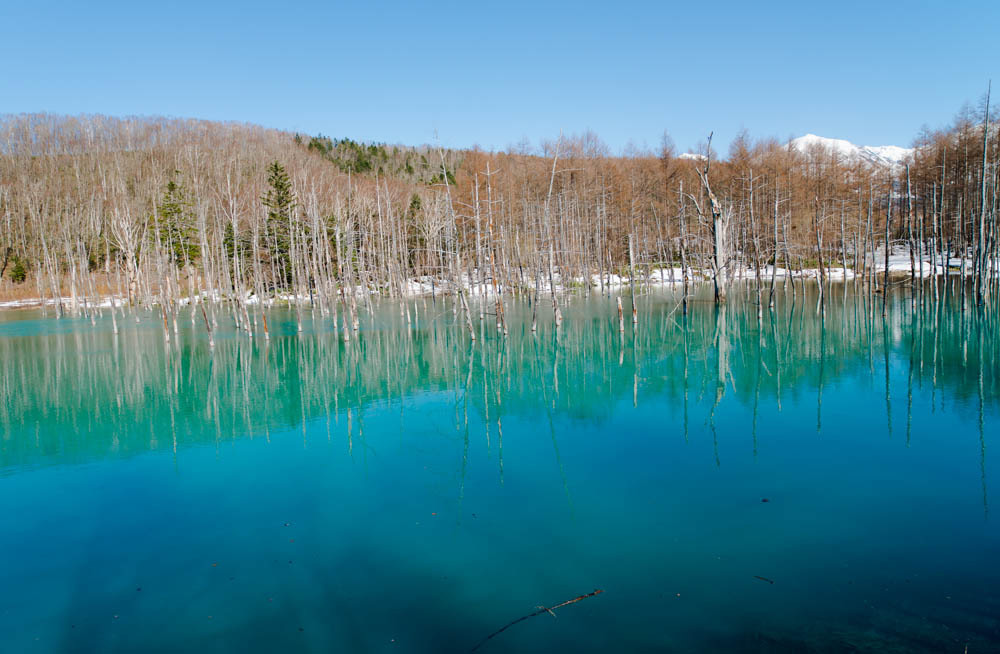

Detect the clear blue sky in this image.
[2,0,996,154]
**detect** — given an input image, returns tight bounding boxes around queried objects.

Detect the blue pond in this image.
[1,285,998,652]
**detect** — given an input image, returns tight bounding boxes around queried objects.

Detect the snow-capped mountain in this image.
[676,134,913,169]
[790,134,912,169]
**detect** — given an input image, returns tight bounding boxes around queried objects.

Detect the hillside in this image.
[0,108,996,314]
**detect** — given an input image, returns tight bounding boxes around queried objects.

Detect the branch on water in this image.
[469,589,604,653]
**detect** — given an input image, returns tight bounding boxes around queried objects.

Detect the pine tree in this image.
[9,256,27,283]
[261,161,296,290]
[157,177,199,265]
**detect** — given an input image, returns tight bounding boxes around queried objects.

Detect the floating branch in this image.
[469,589,604,652]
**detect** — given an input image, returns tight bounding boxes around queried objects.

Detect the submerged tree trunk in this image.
[693,134,730,304]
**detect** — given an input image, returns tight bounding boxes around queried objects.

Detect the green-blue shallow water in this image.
[1,285,998,652]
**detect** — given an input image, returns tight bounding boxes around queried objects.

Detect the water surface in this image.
[1,286,998,652]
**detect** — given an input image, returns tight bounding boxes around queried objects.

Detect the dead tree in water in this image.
[469,589,604,653]
[768,184,782,309]
[544,136,563,326]
[678,181,690,316]
[882,183,892,317]
[975,83,991,306]
[689,133,731,304]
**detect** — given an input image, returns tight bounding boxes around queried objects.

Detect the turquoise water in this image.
[1,286,998,652]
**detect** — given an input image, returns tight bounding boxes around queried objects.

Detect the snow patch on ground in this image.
[0,295,126,310]
[2,252,994,311]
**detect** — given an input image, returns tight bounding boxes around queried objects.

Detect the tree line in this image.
[0,95,996,332]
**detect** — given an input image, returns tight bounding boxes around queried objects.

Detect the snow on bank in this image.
[1,253,993,311]
[0,295,125,310]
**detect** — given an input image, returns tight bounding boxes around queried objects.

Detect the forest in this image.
[0,95,997,335]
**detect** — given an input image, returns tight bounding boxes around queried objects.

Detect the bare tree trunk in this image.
[975,83,991,306]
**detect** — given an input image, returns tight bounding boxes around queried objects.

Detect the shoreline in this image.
[0,257,982,313]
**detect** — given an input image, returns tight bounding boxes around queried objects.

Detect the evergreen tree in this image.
[261,161,296,289]
[157,176,200,264]
[9,256,27,283]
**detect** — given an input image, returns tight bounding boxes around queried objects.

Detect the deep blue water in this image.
[1,286,998,652]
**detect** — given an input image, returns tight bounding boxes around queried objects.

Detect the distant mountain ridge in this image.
[789,133,913,168]
[678,134,913,169]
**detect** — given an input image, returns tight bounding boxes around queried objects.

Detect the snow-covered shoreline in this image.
[2,252,991,312]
